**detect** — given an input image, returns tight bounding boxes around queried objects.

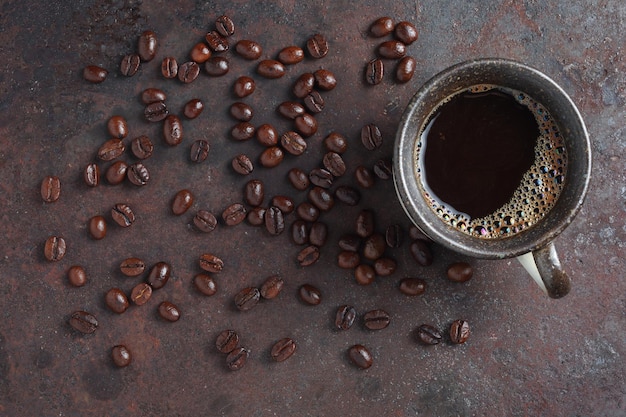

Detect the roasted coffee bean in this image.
[184,99,204,119]
[105,161,128,185]
[163,115,183,146]
[44,236,66,261]
[260,275,284,299]
[141,88,167,104]
[246,207,266,226]
[84,163,100,187]
[293,73,315,98]
[334,186,361,206]
[291,219,309,245]
[348,344,373,369]
[365,58,384,85]
[194,273,217,296]
[277,101,306,119]
[355,165,375,188]
[171,189,194,215]
[126,162,150,186]
[190,139,209,163]
[199,253,224,273]
[394,21,419,44]
[304,91,324,113]
[190,42,212,63]
[309,222,327,246]
[356,209,375,238]
[67,265,87,287]
[178,61,200,83]
[399,277,426,296]
[111,345,132,367]
[205,56,229,76]
[130,135,153,160]
[259,146,284,168]
[230,102,254,121]
[222,203,247,226]
[120,54,140,76]
[306,33,329,58]
[445,262,474,283]
[373,159,392,180]
[130,282,152,305]
[193,210,217,233]
[450,320,470,344]
[232,154,254,175]
[288,168,310,191]
[107,116,128,139]
[416,324,442,345]
[205,30,229,52]
[256,123,278,146]
[144,101,169,122]
[323,152,346,177]
[308,186,334,211]
[370,16,394,37]
[335,305,356,330]
[158,301,181,322]
[313,69,337,90]
[69,311,98,334]
[161,57,178,78]
[233,76,255,97]
[296,202,319,222]
[374,258,397,276]
[385,224,403,248]
[83,65,108,83]
[105,288,129,314]
[396,56,417,83]
[294,113,317,137]
[231,122,256,141]
[216,15,235,37]
[98,138,125,161]
[244,179,265,207]
[120,257,146,277]
[299,283,321,304]
[280,131,307,155]
[337,250,360,269]
[297,246,320,267]
[138,30,158,61]
[355,264,376,285]
[41,175,61,203]
[338,234,361,252]
[278,46,304,65]
[234,287,261,311]
[361,124,383,150]
[378,40,406,59]
[363,309,390,330]
[235,40,263,60]
[309,168,333,189]
[111,203,135,227]
[147,261,171,289]
[409,240,433,266]
[216,330,239,353]
[271,338,297,362]
[323,132,347,154]
[226,347,249,371]
[89,215,107,240]
[271,195,295,214]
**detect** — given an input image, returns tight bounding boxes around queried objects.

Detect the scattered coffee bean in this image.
[234,287,261,311]
[370,17,394,37]
[308,186,334,211]
[409,240,433,266]
[355,165,375,188]
[278,46,304,65]
[111,345,132,367]
[98,138,125,161]
[105,161,128,185]
[323,152,346,177]
[216,15,235,37]
[271,338,297,362]
[290,219,309,245]
[278,101,306,119]
[89,215,107,240]
[306,33,329,58]
[309,222,328,247]
[256,123,278,146]
[304,91,324,113]
[205,56,229,76]
[396,56,417,83]
[205,30,229,52]
[297,246,320,267]
[309,168,334,189]
[385,224,403,248]
[265,206,285,235]
[260,275,284,299]
[216,330,239,353]
[449,319,470,344]
[141,88,166,104]
[394,21,419,44]
[373,159,393,180]
[172,189,194,215]
[363,309,390,330]
[271,195,295,214]
[190,42,212,63]
[259,146,284,168]
[120,257,146,277]
[83,65,108,83]
[120,54,140,76]
[144,101,169,122]
[233,76,255,97]
[41,175,61,203]
[231,122,256,141]
[281,131,307,155]
[107,116,128,139]
[356,209,375,238]
[337,250,360,269]
[335,305,357,330]
[69,311,98,334]
[67,265,87,287]
[126,162,150,186]
[111,203,135,227]
[338,234,361,252]
[399,277,426,296]
[235,40,263,60]
[184,99,204,119]
[193,210,217,233]
[447,262,473,282]
[296,202,319,222]
[244,179,265,207]
[44,236,66,261]
[130,282,152,305]
[299,283,321,305]
[313,69,337,90]
[378,40,406,59]
[230,102,254,122]
[361,123,383,150]
[293,73,315,98]
[158,301,181,322]
[199,253,224,273]
[84,163,100,187]
[226,347,249,371]
[147,261,171,290]
[190,139,210,163]
[324,132,347,153]
[138,30,158,61]
[355,264,376,285]
[178,61,200,83]
[288,168,310,190]
[246,207,266,226]
[416,324,442,345]
[194,273,217,296]
[373,258,397,276]
[348,344,373,369]
[232,154,254,175]
[105,288,129,314]
[161,57,178,78]
[222,203,247,225]
[294,113,317,137]
[365,58,384,85]
[163,115,183,146]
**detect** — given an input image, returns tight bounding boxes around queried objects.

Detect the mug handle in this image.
[516,242,571,298]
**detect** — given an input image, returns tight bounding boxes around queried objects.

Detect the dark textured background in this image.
[0,1,624,416]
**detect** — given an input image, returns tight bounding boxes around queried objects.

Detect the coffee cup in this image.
[393,58,591,298]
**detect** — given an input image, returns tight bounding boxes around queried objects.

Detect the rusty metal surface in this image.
[0,1,624,416]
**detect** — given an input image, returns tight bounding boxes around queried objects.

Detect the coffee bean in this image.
[296,202,319,222]
[190,42,212,63]
[161,57,178,78]
[233,76,255,97]
[338,234,361,252]
[281,131,307,155]
[291,219,309,245]
[271,338,297,362]
[98,138,125,161]
[370,17,394,37]
[260,275,284,299]
[396,56,417,83]
[105,161,128,185]
[184,99,204,119]
[234,287,260,311]
[199,253,224,273]
[378,40,406,59]
[230,102,254,122]
[337,250,359,269]
[334,186,361,206]
[205,30,229,52]
[216,15,235,37]
[293,73,315,98]
[107,116,128,139]
[356,209,375,238]
[163,115,183,146]
[216,330,239,353]
[259,146,284,168]
[355,165,375,188]
[111,203,135,227]
[111,345,132,367]
[355,264,375,285]
[138,30,158,61]
[190,139,209,163]
[141,88,166,105]
[41,175,61,203]
[449,320,470,344]
[324,132,347,153]
[335,305,356,330]
[361,124,383,150]
[244,179,265,207]
[288,168,310,191]
[232,154,254,175]
[299,283,321,304]
[84,163,100,187]
[385,224,403,248]
[231,122,256,141]
[222,203,247,226]
[271,195,295,214]
[105,288,129,314]
[158,301,181,322]
[399,278,426,296]
[69,311,98,334]
[246,207,266,226]
[363,309,390,330]
[83,65,108,83]
[373,258,397,276]
[447,262,473,282]
[178,61,200,83]
[313,69,337,90]
[172,189,194,215]
[194,273,217,296]
[278,46,304,65]
[409,240,433,266]
[347,344,373,369]
[394,21,419,45]
[256,124,278,146]
[193,210,217,233]
[205,56,229,76]
[120,54,140,76]
[130,282,152,306]
[235,40,263,60]
[365,58,384,85]
[308,186,334,211]
[323,152,346,177]
[264,207,285,234]
[44,236,66,261]
[416,324,442,345]
[126,162,150,186]
[147,261,171,290]
[67,265,87,287]
[120,257,146,277]
[373,159,392,180]
[304,91,324,113]
[89,215,107,240]
[226,347,249,371]
[278,101,306,120]
[309,168,333,189]
[297,246,320,267]
[306,33,329,58]
[294,113,317,137]
[144,101,169,122]
[309,222,328,247]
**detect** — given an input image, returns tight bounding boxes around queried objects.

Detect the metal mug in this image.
[393,58,591,298]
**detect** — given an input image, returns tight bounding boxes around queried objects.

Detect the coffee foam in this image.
[416,84,567,239]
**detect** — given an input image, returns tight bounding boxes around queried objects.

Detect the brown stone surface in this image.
[0,1,624,416]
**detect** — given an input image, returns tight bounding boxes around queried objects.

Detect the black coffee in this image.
[418,85,567,239]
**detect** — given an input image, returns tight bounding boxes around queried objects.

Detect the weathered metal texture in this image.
[0,1,624,416]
